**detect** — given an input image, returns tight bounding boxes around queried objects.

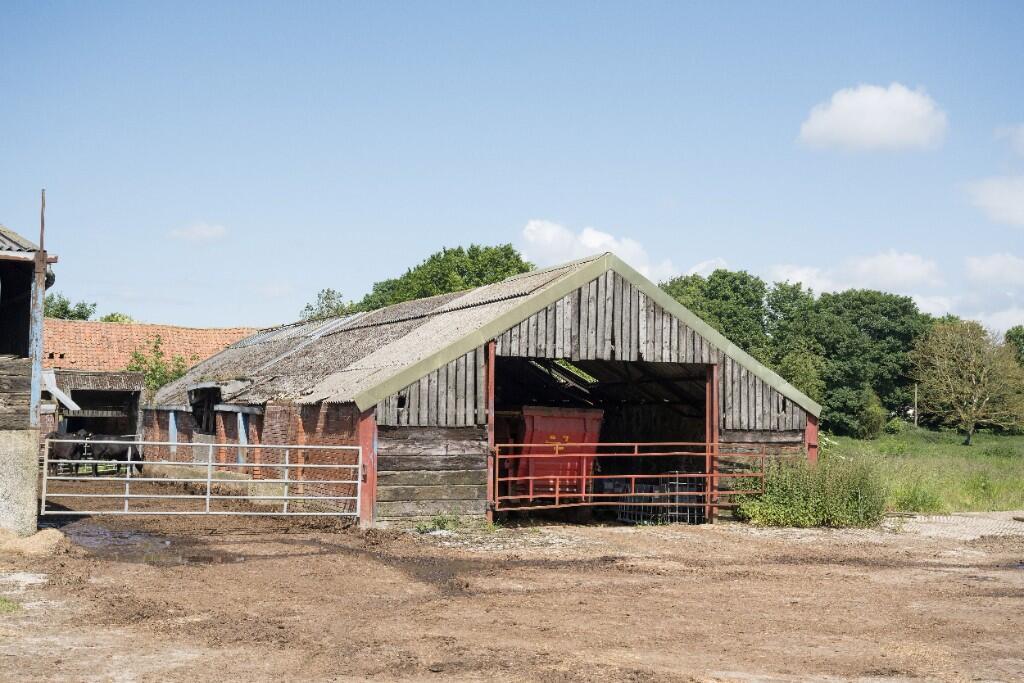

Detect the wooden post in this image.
[357,408,377,528]
[485,340,496,523]
[805,414,819,465]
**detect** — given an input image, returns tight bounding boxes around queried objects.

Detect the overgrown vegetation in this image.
[737,455,886,527]
[126,336,194,391]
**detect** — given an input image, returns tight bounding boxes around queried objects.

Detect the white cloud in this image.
[912,295,956,317]
[996,123,1024,157]
[686,257,728,277]
[519,220,676,281]
[169,222,228,242]
[772,251,941,292]
[799,83,947,151]
[965,253,1024,287]
[972,306,1024,332]
[846,250,943,289]
[767,264,837,293]
[966,175,1024,227]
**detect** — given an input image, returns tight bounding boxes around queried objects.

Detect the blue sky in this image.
[2,2,1022,329]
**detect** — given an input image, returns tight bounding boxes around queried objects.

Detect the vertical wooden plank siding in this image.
[376,269,815,432]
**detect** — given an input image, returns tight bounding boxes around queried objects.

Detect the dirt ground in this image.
[2,504,1023,683]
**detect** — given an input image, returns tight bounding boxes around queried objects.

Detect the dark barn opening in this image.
[493,356,716,522]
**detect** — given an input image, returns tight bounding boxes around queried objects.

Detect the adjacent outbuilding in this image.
[145,253,821,526]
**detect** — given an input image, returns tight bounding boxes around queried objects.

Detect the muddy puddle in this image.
[51,521,247,567]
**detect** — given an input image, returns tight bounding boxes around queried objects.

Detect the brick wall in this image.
[142,402,362,514]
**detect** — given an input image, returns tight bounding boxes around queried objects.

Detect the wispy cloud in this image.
[799,83,947,151]
[519,220,676,281]
[769,250,942,293]
[996,123,1024,157]
[686,257,729,277]
[966,175,1024,227]
[966,252,1024,287]
[169,222,228,242]
[972,306,1024,332]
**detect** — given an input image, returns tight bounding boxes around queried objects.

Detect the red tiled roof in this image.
[43,318,256,372]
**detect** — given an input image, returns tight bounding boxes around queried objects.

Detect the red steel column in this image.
[485,340,496,523]
[357,408,377,528]
[704,366,713,523]
[804,413,819,465]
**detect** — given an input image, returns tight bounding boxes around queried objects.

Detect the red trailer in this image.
[511,406,604,502]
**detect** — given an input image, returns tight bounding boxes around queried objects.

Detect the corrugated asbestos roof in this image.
[153,253,822,417]
[55,370,145,392]
[0,225,38,252]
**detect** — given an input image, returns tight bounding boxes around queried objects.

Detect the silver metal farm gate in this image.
[40,438,361,518]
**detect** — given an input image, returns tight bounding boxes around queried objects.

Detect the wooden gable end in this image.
[493,269,807,435]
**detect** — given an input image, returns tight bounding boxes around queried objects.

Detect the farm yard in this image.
[2,509,1023,682]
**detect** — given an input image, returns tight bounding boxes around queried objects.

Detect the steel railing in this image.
[40,439,361,517]
[492,441,802,518]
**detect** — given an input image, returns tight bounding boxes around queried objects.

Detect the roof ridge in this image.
[45,317,257,332]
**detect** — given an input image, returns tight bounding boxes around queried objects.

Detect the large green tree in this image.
[814,289,932,422]
[661,269,770,362]
[912,320,1024,444]
[301,244,533,319]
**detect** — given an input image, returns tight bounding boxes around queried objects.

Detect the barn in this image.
[39,318,255,439]
[144,253,821,527]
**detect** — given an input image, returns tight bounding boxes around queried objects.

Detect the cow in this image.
[44,429,90,475]
[88,434,143,475]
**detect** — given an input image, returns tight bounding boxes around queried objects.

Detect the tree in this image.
[98,312,135,323]
[300,244,533,319]
[44,292,96,320]
[814,290,932,426]
[300,289,360,321]
[127,336,193,391]
[358,244,533,311]
[661,269,770,361]
[1007,325,1024,366]
[912,320,1024,444]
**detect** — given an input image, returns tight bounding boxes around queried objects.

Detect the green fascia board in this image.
[351,253,822,418]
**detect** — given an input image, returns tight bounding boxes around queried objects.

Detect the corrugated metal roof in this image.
[0,226,38,252]
[152,253,823,417]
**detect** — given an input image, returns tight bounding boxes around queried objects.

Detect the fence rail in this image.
[40,439,361,517]
[492,441,802,520]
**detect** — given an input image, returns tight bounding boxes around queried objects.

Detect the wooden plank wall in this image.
[375,347,486,427]
[375,426,488,519]
[0,355,32,430]
[492,270,809,435]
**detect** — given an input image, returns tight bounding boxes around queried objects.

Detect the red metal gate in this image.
[492,441,788,521]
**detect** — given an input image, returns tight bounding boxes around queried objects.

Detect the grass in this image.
[414,513,462,534]
[0,597,19,615]
[827,428,1024,514]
